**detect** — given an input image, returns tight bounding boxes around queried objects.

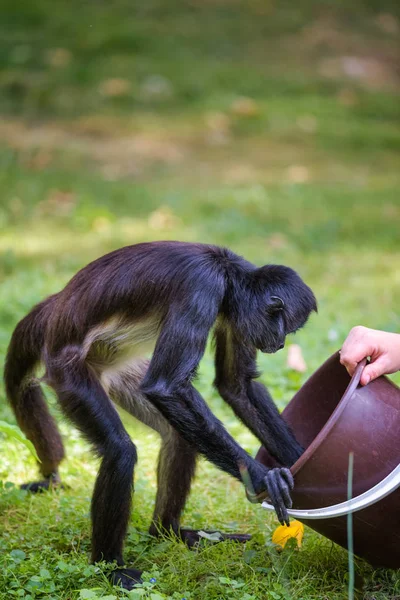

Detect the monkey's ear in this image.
[268,296,285,312]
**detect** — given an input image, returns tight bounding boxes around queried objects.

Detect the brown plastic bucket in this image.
[255,351,400,569]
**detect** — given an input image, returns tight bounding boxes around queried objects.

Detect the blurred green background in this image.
[0,1,399,598]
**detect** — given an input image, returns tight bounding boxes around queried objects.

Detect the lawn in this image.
[0,1,399,599]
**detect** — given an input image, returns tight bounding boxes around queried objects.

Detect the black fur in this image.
[3,241,316,589]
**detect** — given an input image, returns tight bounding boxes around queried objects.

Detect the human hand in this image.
[340,326,400,386]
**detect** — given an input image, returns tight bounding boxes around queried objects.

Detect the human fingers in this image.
[360,355,391,385]
[340,326,376,376]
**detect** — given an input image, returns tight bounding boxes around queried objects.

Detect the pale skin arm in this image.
[340,326,400,386]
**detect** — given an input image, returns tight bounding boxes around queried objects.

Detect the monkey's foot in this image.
[179,528,251,548]
[21,473,63,493]
[111,567,143,590]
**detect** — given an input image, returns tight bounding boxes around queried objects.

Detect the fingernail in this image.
[364,375,370,385]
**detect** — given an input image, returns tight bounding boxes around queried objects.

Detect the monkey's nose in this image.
[278,342,285,350]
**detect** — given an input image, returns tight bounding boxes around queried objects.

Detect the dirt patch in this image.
[0,119,188,178]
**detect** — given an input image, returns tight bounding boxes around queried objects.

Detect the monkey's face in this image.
[256,296,287,354]
[250,264,317,353]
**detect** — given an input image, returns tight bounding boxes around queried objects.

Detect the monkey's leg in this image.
[14,381,65,491]
[107,363,250,546]
[149,431,251,546]
[105,364,198,545]
[48,347,141,590]
[149,430,197,541]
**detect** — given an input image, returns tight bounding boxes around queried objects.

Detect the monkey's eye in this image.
[268,296,285,312]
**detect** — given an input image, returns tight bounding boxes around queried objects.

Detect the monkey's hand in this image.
[264,468,294,526]
[246,468,294,526]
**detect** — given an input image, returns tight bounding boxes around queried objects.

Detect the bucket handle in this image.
[261,358,400,519]
[261,462,400,519]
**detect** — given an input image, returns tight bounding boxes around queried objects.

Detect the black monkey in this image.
[4,241,316,589]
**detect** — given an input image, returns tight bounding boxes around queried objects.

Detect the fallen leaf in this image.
[267,232,288,250]
[286,165,310,183]
[26,149,53,170]
[148,206,181,231]
[376,13,399,34]
[296,115,317,133]
[36,189,76,217]
[205,111,231,145]
[92,216,111,233]
[287,344,307,372]
[46,48,72,68]
[272,520,304,550]
[99,78,131,97]
[223,164,257,184]
[230,96,260,117]
[337,88,358,106]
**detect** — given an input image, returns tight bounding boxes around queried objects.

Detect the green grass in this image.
[1,0,400,598]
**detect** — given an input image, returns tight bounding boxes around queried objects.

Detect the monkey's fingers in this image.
[280,467,294,493]
[264,471,286,525]
[276,468,294,512]
[264,468,294,527]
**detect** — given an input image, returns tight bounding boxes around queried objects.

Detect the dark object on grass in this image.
[3,241,316,589]
[256,351,400,570]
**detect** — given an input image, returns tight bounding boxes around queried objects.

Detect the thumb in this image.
[360,357,388,385]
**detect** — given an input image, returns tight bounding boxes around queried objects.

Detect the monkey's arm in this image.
[141,305,294,526]
[214,326,304,468]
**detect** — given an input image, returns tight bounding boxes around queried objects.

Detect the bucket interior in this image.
[284,352,352,451]
[256,352,351,467]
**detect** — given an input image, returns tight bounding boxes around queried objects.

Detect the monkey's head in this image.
[249,265,317,353]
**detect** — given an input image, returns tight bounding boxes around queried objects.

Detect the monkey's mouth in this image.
[261,344,285,354]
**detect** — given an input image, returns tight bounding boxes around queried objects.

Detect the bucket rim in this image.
[290,353,367,477]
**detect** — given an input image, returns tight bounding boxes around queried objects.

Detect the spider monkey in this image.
[4,241,316,589]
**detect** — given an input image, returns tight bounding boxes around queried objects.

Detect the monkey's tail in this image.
[4,300,49,406]
[3,297,65,474]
